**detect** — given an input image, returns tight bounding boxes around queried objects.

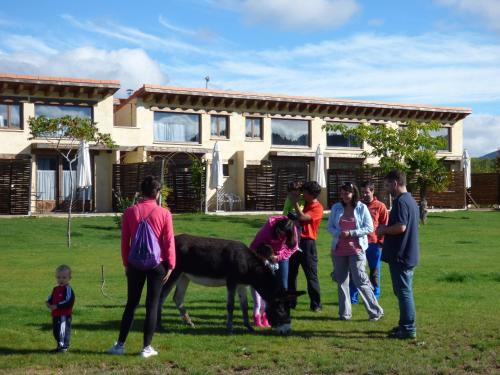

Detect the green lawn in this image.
[0,211,499,374]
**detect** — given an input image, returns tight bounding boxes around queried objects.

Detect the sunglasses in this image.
[342,181,354,190]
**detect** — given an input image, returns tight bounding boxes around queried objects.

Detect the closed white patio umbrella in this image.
[76,140,92,213]
[210,141,224,211]
[462,149,471,189]
[314,144,326,188]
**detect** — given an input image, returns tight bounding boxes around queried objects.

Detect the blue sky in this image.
[1,0,499,156]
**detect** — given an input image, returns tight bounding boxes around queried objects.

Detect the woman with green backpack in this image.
[108,176,175,358]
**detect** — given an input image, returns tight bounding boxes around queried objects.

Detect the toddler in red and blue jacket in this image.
[46,265,75,353]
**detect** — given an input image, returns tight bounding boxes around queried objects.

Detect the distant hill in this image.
[479,150,498,159]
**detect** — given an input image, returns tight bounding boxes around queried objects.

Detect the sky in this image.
[0,0,499,156]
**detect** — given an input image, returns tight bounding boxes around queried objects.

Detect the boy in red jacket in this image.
[46,265,75,353]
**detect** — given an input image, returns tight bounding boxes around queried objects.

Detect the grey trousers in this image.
[332,252,383,320]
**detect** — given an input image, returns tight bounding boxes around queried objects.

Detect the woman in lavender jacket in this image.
[249,216,298,327]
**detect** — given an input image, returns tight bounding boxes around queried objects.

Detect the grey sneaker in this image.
[369,313,384,322]
[108,342,124,355]
[140,345,158,358]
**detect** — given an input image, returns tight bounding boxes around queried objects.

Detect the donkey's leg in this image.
[173,274,195,328]
[156,268,182,331]
[237,285,253,332]
[226,281,237,333]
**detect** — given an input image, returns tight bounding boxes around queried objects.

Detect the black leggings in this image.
[118,264,166,347]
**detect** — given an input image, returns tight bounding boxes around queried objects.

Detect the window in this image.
[223,164,229,177]
[35,104,92,120]
[154,112,200,143]
[0,103,21,129]
[326,122,362,148]
[430,127,451,151]
[211,115,229,138]
[35,104,92,137]
[271,118,309,147]
[36,157,57,200]
[245,117,263,140]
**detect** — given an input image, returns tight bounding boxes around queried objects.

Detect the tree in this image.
[323,120,450,223]
[28,115,115,247]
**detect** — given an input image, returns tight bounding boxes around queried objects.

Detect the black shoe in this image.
[388,329,416,340]
[50,347,68,354]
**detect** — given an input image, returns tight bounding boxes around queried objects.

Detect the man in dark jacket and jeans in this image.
[377,169,419,339]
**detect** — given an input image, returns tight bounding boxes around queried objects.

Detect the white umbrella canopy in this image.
[210,141,224,210]
[462,149,471,189]
[314,144,326,188]
[77,141,92,212]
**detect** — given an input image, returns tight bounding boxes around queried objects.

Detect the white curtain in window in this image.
[154,122,187,141]
[63,170,77,200]
[37,171,56,200]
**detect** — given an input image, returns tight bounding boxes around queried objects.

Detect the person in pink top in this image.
[249,216,298,328]
[327,182,383,322]
[108,176,175,358]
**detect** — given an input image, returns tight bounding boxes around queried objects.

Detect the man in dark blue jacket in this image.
[377,169,419,339]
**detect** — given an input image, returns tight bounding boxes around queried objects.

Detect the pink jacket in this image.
[121,198,176,269]
[250,216,298,262]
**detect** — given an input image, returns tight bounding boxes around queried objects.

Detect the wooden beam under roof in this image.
[14,84,23,95]
[87,87,98,99]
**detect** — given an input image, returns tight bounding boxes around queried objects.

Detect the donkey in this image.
[157,234,302,334]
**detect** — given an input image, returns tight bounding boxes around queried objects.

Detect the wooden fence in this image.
[112,159,206,213]
[328,169,466,209]
[0,159,32,215]
[245,165,308,211]
[471,173,500,206]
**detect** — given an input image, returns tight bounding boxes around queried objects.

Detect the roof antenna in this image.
[204,76,210,89]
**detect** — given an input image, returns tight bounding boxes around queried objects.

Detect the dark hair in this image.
[56,264,72,276]
[340,181,360,207]
[360,180,375,191]
[141,175,162,198]
[384,169,406,186]
[287,181,303,192]
[273,218,297,249]
[255,244,274,259]
[302,181,321,198]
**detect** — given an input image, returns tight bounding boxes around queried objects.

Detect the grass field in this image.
[0,211,499,374]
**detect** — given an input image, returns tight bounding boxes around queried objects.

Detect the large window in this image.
[326,122,362,148]
[154,112,200,143]
[245,117,263,140]
[271,118,309,146]
[0,103,21,129]
[35,104,92,137]
[36,157,57,200]
[35,104,92,120]
[430,127,451,151]
[211,115,229,138]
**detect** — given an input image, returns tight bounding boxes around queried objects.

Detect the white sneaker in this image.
[369,313,384,322]
[107,342,124,355]
[140,345,158,358]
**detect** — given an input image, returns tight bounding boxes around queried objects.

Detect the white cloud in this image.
[0,38,167,96]
[61,14,203,54]
[437,0,500,31]
[165,32,500,108]
[463,114,500,157]
[213,0,360,30]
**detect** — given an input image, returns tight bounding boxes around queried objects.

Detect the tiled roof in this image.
[132,84,471,114]
[0,73,120,88]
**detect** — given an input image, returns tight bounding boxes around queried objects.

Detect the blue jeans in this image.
[350,243,382,303]
[389,262,416,335]
[276,259,289,290]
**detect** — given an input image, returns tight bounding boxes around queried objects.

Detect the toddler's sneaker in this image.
[107,342,125,355]
[140,345,158,358]
[369,313,384,322]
